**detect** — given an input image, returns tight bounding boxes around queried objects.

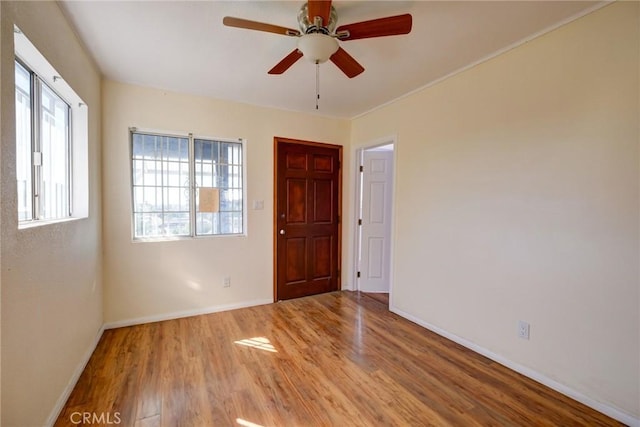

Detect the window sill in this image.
[132,233,247,243]
[19,216,86,230]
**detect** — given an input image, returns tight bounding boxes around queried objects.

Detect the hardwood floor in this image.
[56,291,621,426]
[362,292,389,307]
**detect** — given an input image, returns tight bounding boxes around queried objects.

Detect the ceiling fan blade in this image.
[268,49,304,75]
[223,16,300,37]
[308,0,332,26]
[336,14,412,41]
[330,47,364,78]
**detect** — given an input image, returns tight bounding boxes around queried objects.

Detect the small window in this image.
[14,25,88,226]
[131,130,245,240]
[15,59,71,222]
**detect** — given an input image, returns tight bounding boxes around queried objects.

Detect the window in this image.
[131,130,245,239]
[15,60,71,221]
[14,26,88,226]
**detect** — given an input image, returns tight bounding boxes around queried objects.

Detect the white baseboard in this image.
[103,298,273,330]
[46,324,105,427]
[390,305,639,427]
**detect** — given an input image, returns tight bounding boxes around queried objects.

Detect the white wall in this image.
[0,2,103,426]
[102,81,350,324]
[351,2,639,422]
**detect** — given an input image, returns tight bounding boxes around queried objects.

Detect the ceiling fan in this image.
[223,0,412,78]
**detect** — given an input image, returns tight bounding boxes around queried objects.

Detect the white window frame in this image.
[15,58,72,222]
[14,25,89,228]
[129,128,247,241]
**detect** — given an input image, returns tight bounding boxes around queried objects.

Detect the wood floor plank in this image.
[55,291,622,426]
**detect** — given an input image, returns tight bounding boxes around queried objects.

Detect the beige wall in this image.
[351,2,639,420]
[0,2,103,426]
[102,81,350,324]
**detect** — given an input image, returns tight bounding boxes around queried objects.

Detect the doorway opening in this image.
[354,140,395,306]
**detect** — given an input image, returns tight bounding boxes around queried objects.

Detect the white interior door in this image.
[359,149,393,292]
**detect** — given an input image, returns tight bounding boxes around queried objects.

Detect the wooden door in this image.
[274,138,342,301]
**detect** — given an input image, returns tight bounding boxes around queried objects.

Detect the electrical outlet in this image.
[223,277,231,288]
[518,320,530,340]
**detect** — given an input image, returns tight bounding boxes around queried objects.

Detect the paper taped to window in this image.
[199,187,219,213]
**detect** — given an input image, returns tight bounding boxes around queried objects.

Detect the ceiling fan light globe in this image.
[297,34,339,64]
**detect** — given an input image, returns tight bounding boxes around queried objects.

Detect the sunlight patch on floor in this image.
[236,418,265,427]
[234,337,277,353]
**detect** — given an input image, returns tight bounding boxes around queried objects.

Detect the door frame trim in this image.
[353,136,397,298]
[273,136,343,302]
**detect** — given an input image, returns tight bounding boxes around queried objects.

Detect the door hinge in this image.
[358,218,362,226]
[359,165,364,172]
[357,271,361,278]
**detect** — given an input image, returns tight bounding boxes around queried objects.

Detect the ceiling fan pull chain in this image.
[316,61,320,110]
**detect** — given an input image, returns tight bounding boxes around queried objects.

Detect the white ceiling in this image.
[59,1,602,119]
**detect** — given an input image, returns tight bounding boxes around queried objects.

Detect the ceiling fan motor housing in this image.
[298,3,337,34]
